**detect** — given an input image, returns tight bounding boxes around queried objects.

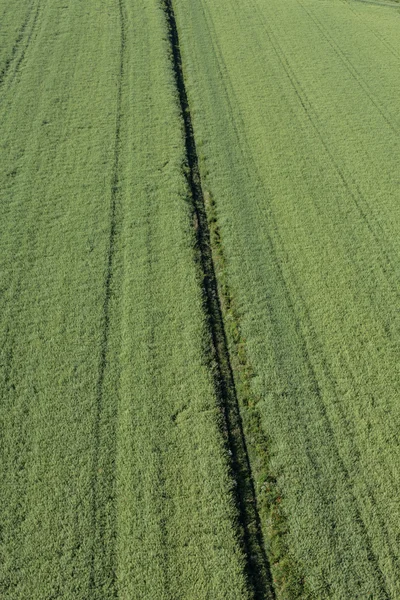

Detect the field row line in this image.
[349,0,400,9]
[340,0,400,59]
[296,0,399,135]
[198,0,393,593]
[252,0,400,303]
[0,0,42,99]
[89,0,127,596]
[163,1,275,598]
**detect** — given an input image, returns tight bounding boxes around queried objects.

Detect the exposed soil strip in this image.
[89,0,126,597]
[162,1,275,598]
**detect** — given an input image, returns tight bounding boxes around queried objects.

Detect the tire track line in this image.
[296,0,399,135]
[243,2,393,589]
[198,2,391,593]
[0,1,42,97]
[162,1,275,598]
[230,0,394,288]
[251,0,400,300]
[89,0,126,597]
[340,0,400,60]
[218,54,391,594]
[349,0,400,9]
[0,4,34,85]
[239,20,396,590]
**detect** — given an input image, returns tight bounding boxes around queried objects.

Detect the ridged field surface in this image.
[0,1,250,598]
[173,0,400,597]
[0,0,399,599]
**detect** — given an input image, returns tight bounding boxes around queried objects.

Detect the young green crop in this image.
[172,0,400,597]
[0,0,33,81]
[2,0,399,596]
[0,0,251,598]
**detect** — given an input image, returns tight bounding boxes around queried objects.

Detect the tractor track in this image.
[0,1,41,94]
[350,0,400,8]
[162,1,275,598]
[89,0,126,597]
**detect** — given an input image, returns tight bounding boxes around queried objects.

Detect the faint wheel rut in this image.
[162,1,275,598]
[89,0,126,597]
[0,1,41,94]
[349,0,400,8]
[251,0,400,301]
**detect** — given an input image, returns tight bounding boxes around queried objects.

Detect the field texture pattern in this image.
[0,1,250,598]
[1,0,400,599]
[173,0,400,597]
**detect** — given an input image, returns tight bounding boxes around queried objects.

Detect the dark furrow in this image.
[89,0,125,597]
[162,1,275,598]
[185,4,308,595]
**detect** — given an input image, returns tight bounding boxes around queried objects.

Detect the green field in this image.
[1,0,399,598]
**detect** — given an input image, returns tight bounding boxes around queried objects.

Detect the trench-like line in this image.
[162,1,275,598]
[89,0,125,597]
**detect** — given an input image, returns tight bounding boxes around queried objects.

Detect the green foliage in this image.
[173,0,400,597]
[1,0,400,597]
[0,0,250,598]
[0,0,33,82]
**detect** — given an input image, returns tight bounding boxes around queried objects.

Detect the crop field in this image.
[0,0,399,598]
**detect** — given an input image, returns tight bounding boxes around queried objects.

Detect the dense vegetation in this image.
[1,0,399,598]
[174,0,400,597]
[0,1,250,598]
